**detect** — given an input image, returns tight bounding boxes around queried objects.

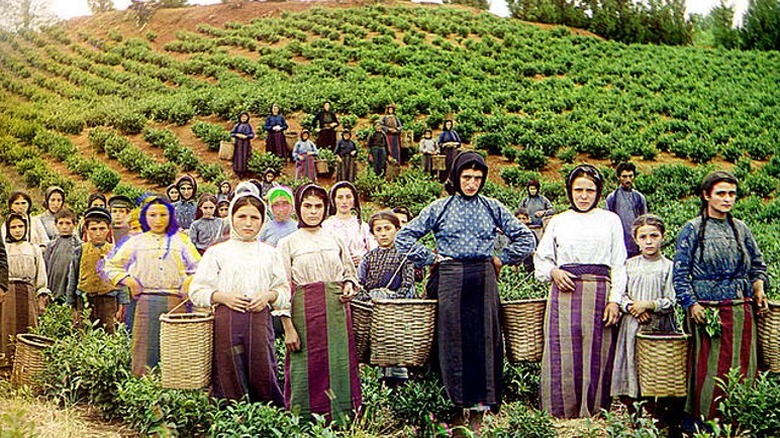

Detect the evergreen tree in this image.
[742,0,780,50]
[87,0,115,14]
[710,0,741,49]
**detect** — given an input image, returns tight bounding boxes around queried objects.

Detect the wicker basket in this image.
[370,299,437,367]
[431,155,447,171]
[758,301,780,373]
[159,305,214,390]
[11,333,55,388]
[350,300,373,364]
[636,332,691,397]
[315,159,330,175]
[501,299,547,363]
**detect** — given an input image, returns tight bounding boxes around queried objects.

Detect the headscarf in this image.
[139,196,179,236]
[88,192,107,209]
[295,183,329,228]
[234,180,261,198]
[4,213,27,243]
[237,111,250,123]
[566,164,604,213]
[445,151,488,198]
[43,186,65,212]
[263,168,277,180]
[218,180,232,194]
[328,181,362,221]
[175,174,198,201]
[228,191,267,242]
[166,184,179,202]
[267,186,294,207]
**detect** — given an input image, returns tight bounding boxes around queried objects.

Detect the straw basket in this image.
[218,140,234,161]
[11,333,55,387]
[636,332,691,397]
[431,155,447,171]
[350,300,373,363]
[758,300,780,373]
[501,299,547,363]
[159,302,214,390]
[370,299,437,367]
[315,159,330,175]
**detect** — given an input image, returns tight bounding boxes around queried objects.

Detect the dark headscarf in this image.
[88,192,107,209]
[445,151,488,198]
[43,186,65,212]
[4,213,27,243]
[166,184,180,202]
[566,164,604,213]
[328,181,362,222]
[295,183,329,229]
[175,174,198,201]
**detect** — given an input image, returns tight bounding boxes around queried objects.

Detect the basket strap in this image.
[165,297,191,316]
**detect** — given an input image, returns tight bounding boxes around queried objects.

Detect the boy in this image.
[108,195,133,244]
[44,208,80,303]
[66,207,128,333]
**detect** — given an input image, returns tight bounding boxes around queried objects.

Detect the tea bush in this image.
[516,147,548,171]
[373,168,442,216]
[192,121,231,151]
[248,151,285,176]
[718,369,780,437]
[141,162,177,186]
[90,166,121,192]
[482,402,556,438]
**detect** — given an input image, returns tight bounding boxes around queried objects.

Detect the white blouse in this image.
[534,208,627,303]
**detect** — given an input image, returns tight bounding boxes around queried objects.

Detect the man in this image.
[606,162,647,258]
[395,151,536,432]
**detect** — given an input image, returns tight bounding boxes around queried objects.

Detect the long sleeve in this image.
[104,236,135,286]
[673,222,697,309]
[357,257,369,287]
[656,263,676,313]
[65,245,82,306]
[608,218,627,303]
[490,199,536,266]
[394,202,439,267]
[336,236,359,287]
[542,196,555,216]
[189,249,220,307]
[31,216,50,248]
[33,245,48,294]
[534,219,558,283]
[744,225,769,289]
[0,238,7,292]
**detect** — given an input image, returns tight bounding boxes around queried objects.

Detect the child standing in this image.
[44,208,80,303]
[216,199,230,219]
[418,129,439,177]
[190,191,290,403]
[67,208,129,334]
[173,175,198,232]
[261,169,279,199]
[293,130,318,182]
[3,191,49,249]
[104,197,200,376]
[611,214,679,423]
[217,180,232,204]
[108,195,133,244]
[334,130,358,182]
[189,195,222,254]
[1,214,49,366]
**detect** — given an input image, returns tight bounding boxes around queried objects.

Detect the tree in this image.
[741,0,780,50]
[87,0,115,14]
[0,0,58,32]
[710,0,741,49]
[444,0,490,10]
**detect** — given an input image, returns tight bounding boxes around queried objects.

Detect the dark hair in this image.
[83,214,110,229]
[616,162,637,178]
[695,171,743,267]
[514,207,530,217]
[443,119,454,130]
[631,214,665,237]
[166,184,180,202]
[295,184,329,228]
[566,164,603,212]
[139,196,178,236]
[55,207,77,223]
[391,205,412,220]
[231,195,266,220]
[328,181,362,221]
[238,111,250,121]
[195,194,218,220]
[88,192,107,208]
[369,210,401,234]
[44,186,65,211]
[8,191,32,214]
[423,129,432,135]
[4,213,27,243]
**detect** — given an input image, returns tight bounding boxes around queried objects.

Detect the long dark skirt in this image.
[266,131,287,159]
[440,145,459,182]
[0,281,37,364]
[337,155,357,182]
[370,147,387,177]
[316,129,337,151]
[233,138,251,174]
[432,259,503,409]
[76,294,118,334]
[387,132,402,164]
[541,264,617,419]
[285,282,361,423]
[686,299,756,420]
[131,293,185,377]
[295,155,317,182]
[212,305,284,404]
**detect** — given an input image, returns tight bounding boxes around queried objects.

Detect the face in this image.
[87,221,110,245]
[517,214,531,224]
[90,199,106,209]
[265,173,275,183]
[239,114,249,123]
[704,181,737,218]
[48,192,64,213]
[300,195,325,227]
[619,170,635,190]
[634,224,663,258]
[168,188,180,201]
[395,213,409,227]
[334,187,355,214]
[374,124,382,132]
[372,219,398,248]
[323,102,330,111]
[146,204,170,235]
[459,168,484,197]
[271,199,292,222]
[200,201,216,218]
[232,204,263,239]
[272,105,279,115]
[571,177,598,211]
[528,186,538,196]
[10,196,29,214]
[424,131,431,139]
[387,106,395,114]
[302,132,309,140]
[444,120,452,130]
[56,218,75,236]
[8,218,25,240]
[217,203,229,218]
[111,207,129,226]
[179,184,194,201]
[220,183,230,194]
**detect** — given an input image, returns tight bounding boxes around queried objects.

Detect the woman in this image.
[36,186,66,240]
[264,104,289,160]
[334,130,358,182]
[2,191,49,248]
[293,130,318,182]
[520,180,555,241]
[166,184,181,203]
[314,102,339,152]
[673,171,769,422]
[231,112,255,178]
[322,181,376,268]
[190,191,289,403]
[438,119,462,183]
[381,104,403,164]
[277,183,361,423]
[534,164,625,418]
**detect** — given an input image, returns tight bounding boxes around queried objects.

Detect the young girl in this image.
[293,130,318,182]
[322,181,376,268]
[1,214,49,366]
[173,175,198,231]
[189,195,222,254]
[261,169,279,199]
[358,211,414,300]
[104,196,200,377]
[36,186,66,240]
[418,129,439,177]
[2,191,49,248]
[334,130,358,182]
[217,180,232,204]
[611,214,678,417]
[277,183,361,422]
[190,191,290,403]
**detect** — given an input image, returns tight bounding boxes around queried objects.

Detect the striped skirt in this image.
[541,264,617,419]
[131,293,185,377]
[0,281,38,364]
[295,155,317,182]
[284,282,361,422]
[435,259,503,409]
[687,299,757,420]
[212,305,283,404]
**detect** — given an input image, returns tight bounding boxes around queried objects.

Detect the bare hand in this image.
[754,284,769,315]
[603,302,620,327]
[37,295,49,315]
[247,291,277,312]
[283,319,301,352]
[551,268,576,292]
[340,282,357,303]
[115,305,126,323]
[628,300,654,318]
[689,303,706,324]
[634,311,651,323]
[535,211,545,218]
[0,288,6,304]
[492,256,503,278]
[213,291,251,313]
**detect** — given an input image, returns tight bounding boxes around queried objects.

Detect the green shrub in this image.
[556,146,577,164]
[373,168,442,215]
[104,135,132,159]
[743,172,778,198]
[141,162,177,186]
[386,371,455,430]
[500,167,542,187]
[31,302,78,340]
[111,110,146,135]
[191,121,230,151]
[482,402,555,438]
[248,151,285,176]
[208,399,321,437]
[118,146,154,173]
[502,145,520,162]
[353,168,385,201]
[17,158,50,188]
[143,127,179,148]
[498,268,547,301]
[66,156,101,178]
[609,148,630,166]
[317,149,338,175]
[88,127,114,153]
[90,166,121,192]
[197,162,227,184]
[473,132,508,155]
[112,184,145,205]
[719,368,780,436]
[516,147,548,171]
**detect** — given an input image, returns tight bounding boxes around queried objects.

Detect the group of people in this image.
[0,151,770,434]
